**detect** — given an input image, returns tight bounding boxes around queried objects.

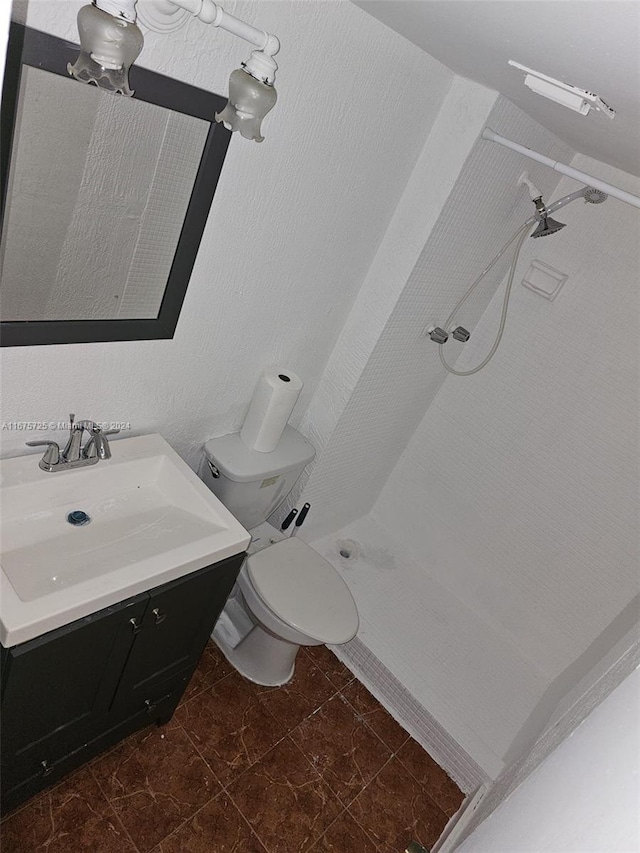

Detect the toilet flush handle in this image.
[291,503,311,537]
[207,460,220,478]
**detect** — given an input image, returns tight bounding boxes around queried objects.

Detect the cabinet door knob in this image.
[129,617,142,634]
[145,692,172,714]
[152,608,167,625]
[41,759,54,777]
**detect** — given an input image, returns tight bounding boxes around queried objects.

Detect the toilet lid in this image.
[246,538,359,644]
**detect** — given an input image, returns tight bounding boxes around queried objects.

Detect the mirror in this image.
[0,23,232,346]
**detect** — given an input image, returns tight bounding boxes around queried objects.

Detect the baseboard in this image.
[430,785,488,852]
[330,635,490,793]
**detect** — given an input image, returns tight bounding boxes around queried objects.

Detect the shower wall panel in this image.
[298,97,572,540]
[376,155,640,680]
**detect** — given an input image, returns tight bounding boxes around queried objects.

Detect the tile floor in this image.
[1,643,465,853]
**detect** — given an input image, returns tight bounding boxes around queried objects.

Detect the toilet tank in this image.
[199,425,315,530]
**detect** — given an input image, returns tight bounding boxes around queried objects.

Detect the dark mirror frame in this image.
[0,23,232,347]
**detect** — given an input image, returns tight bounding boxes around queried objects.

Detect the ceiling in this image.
[354,1,640,177]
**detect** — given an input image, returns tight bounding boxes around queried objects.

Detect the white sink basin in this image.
[0,433,250,646]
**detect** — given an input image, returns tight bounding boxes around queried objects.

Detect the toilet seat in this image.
[245,538,358,644]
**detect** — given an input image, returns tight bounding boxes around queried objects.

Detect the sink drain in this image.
[67,510,91,526]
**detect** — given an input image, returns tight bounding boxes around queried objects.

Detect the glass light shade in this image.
[67,4,144,97]
[215,69,277,143]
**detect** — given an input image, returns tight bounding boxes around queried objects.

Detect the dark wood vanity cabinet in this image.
[0,552,244,814]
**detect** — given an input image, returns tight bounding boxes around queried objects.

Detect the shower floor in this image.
[310,515,549,779]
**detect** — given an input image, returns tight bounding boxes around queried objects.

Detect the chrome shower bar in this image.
[482,128,640,210]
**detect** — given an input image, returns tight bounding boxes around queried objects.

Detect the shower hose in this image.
[438,221,532,376]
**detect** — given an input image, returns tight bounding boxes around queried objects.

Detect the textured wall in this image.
[339,150,639,778]
[276,76,497,533]
[0,0,452,466]
[301,98,578,779]
[299,96,572,540]
[375,155,640,678]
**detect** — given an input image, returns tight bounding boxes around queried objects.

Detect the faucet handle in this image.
[82,426,120,460]
[25,440,60,469]
[99,428,120,460]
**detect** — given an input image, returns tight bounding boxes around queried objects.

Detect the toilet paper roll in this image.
[240,369,303,453]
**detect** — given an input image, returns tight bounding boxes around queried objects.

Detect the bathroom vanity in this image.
[0,555,243,813]
[0,432,250,814]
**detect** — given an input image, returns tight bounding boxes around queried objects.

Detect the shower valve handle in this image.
[452,326,471,342]
[427,326,449,344]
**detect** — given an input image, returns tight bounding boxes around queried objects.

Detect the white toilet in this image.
[199,426,359,686]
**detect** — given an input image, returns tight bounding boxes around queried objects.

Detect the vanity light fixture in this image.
[68,0,280,142]
[67,0,143,96]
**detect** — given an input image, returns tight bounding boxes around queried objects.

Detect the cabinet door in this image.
[1,593,147,790]
[111,554,243,714]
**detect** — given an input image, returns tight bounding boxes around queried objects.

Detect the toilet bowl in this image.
[217,537,359,686]
[198,427,359,685]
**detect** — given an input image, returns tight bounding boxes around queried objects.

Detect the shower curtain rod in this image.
[482,128,640,210]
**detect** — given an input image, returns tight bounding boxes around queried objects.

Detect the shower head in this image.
[523,184,608,238]
[583,187,607,204]
[531,215,566,238]
[529,193,566,238]
[543,185,609,217]
[529,186,607,237]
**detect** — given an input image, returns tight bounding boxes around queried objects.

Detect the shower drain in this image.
[336,539,361,561]
[67,510,91,526]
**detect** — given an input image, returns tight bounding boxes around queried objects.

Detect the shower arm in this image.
[482,128,640,210]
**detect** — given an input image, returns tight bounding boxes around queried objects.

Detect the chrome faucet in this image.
[60,413,84,463]
[26,414,120,472]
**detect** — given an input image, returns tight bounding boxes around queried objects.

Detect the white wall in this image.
[457,666,640,853]
[299,95,572,540]
[374,154,640,680]
[301,96,639,784]
[281,75,498,532]
[297,97,582,780]
[0,0,452,466]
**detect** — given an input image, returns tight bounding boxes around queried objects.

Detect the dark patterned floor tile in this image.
[303,645,355,690]
[397,739,465,817]
[228,737,343,853]
[348,757,449,853]
[181,640,234,704]
[255,651,337,733]
[175,671,285,786]
[152,792,267,852]
[90,717,219,852]
[291,692,391,806]
[0,767,137,853]
[0,762,94,824]
[310,808,378,852]
[340,681,409,753]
